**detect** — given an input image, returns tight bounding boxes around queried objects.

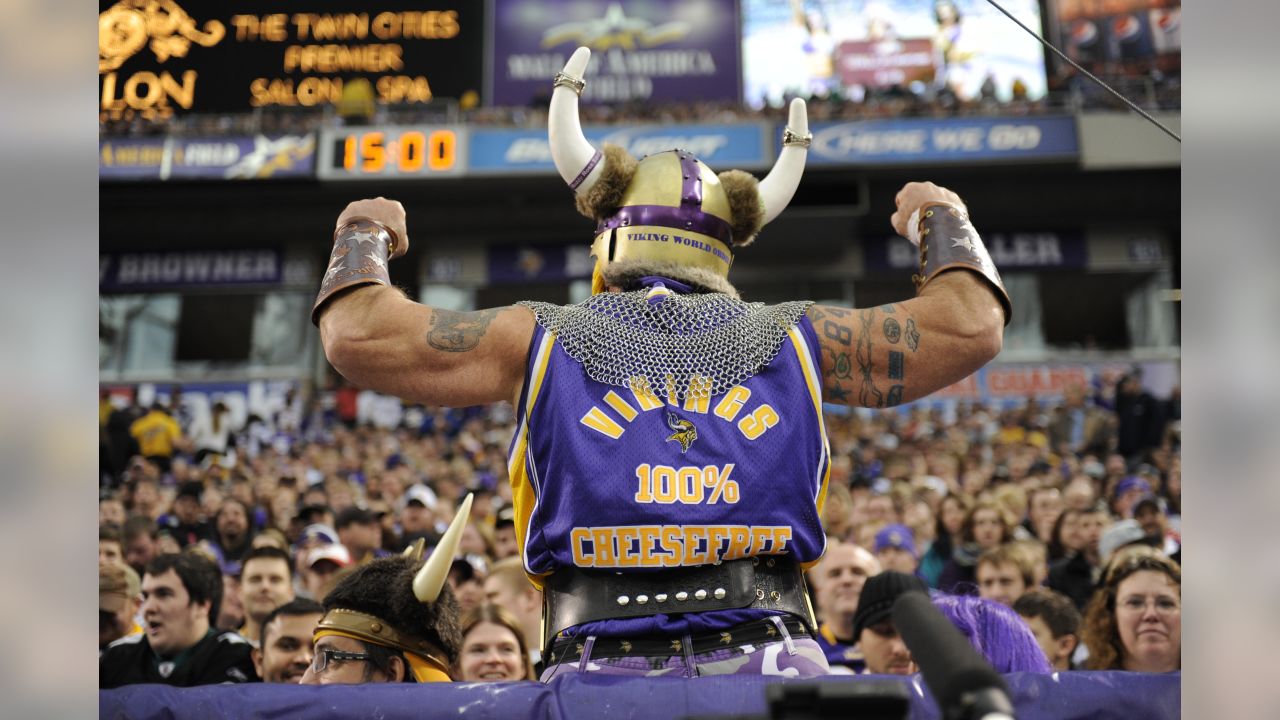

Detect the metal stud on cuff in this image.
[782,127,813,148]
[553,72,586,95]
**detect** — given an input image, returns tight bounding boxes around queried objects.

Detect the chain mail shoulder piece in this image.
[519,291,813,400]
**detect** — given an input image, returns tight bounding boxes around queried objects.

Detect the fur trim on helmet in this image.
[322,555,463,663]
[718,170,765,247]
[600,258,739,299]
[574,144,638,220]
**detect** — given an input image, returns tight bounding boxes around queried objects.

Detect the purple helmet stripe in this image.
[569,150,603,191]
[678,150,702,207]
[596,205,734,246]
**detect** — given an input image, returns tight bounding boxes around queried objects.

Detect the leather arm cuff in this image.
[311,217,399,326]
[912,203,1013,325]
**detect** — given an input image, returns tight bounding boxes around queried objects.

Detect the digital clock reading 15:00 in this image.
[318,127,465,179]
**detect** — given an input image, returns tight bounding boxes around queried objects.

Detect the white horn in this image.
[758,98,810,226]
[548,47,605,195]
[412,493,474,604]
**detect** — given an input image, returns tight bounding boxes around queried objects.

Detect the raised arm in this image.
[313,198,534,407]
[809,182,1009,407]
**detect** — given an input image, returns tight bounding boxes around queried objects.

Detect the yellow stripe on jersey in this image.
[603,391,639,422]
[788,325,832,570]
[508,332,556,590]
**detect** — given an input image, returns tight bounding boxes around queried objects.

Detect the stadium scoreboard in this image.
[316,126,467,179]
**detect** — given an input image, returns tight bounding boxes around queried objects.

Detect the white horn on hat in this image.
[548,46,605,195]
[758,98,811,226]
[412,493,473,604]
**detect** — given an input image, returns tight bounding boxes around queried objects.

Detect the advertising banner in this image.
[865,232,1088,272]
[742,0,1048,107]
[488,0,740,105]
[99,138,168,180]
[468,122,770,174]
[1058,0,1180,77]
[914,360,1178,405]
[806,115,1078,165]
[99,0,484,121]
[169,135,315,179]
[100,249,284,292]
[487,244,593,284]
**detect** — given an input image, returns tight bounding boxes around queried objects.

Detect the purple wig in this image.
[931,593,1053,673]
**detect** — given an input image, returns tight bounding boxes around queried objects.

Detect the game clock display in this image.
[317,126,467,179]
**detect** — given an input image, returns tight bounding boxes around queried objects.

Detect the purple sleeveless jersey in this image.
[507,302,831,637]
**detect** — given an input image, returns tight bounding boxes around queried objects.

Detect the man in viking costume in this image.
[298,495,472,684]
[312,48,1009,679]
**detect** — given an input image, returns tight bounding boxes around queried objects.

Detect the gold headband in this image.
[314,608,452,677]
[591,228,734,277]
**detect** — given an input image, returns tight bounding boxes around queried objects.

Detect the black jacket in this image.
[100,629,258,689]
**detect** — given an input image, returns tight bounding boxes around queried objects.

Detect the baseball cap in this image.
[873,524,918,559]
[1133,495,1163,516]
[301,523,340,546]
[176,481,204,502]
[306,543,352,569]
[852,571,929,640]
[335,506,378,529]
[100,563,141,613]
[1099,519,1147,564]
[402,484,438,511]
[1114,476,1151,498]
[494,505,517,530]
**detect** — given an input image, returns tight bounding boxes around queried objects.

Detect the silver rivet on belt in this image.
[655,593,668,603]
[676,591,689,602]
[694,589,707,601]
[770,591,780,602]
[755,589,765,600]
[636,594,648,605]
[714,588,726,600]
[617,595,629,606]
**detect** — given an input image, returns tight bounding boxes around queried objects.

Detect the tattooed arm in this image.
[808,183,1004,407]
[317,199,534,407]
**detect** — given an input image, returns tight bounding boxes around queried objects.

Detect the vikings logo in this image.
[99,0,225,74]
[665,410,697,454]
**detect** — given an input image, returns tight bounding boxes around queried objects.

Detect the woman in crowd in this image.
[920,493,971,588]
[1080,551,1181,672]
[937,499,1014,593]
[455,604,535,682]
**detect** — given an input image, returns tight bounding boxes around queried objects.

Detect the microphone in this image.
[891,592,1016,720]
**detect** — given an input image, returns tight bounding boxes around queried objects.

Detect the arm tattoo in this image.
[883,318,901,344]
[856,309,884,408]
[426,308,500,353]
[905,318,921,352]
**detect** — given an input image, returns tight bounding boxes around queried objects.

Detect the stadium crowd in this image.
[98,367,1181,686]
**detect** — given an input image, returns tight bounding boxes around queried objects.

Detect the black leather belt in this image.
[542,556,816,646]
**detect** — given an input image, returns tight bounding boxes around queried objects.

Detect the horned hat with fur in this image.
[549,47,811,298]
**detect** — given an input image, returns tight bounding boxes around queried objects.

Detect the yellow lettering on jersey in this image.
[603,391,639,422]
[706,525,732,563]
[682,526,708,565]
[637,525,664,567]
[738,404,780,440]
[660,526,683,567]
[752,526,776,554]
[725,526,752,561]
[714,385,751,422]
[614,526,641,567]
[770,527,793,553]
[628,379,664,411]
[580,406,625,439]
[570,527,594,566]
[682,376,712,414]
[591,528,616,565]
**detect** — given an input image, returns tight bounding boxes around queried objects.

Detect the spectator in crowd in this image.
[100,525,125,567]
[301,502,470,684]
[1062,475,1098,512]
[491,506,521,560]
[1114,373,1165,463]
[920,493,971,588]
[809,542,881,673]
[100,495,127,527]
[1024,485,1063,545]
[448,557,488,614]
[161,481,213,549]
[123,515,159,577]
[238,547,296,645]
[873,524,920,576]
[1111,476,1151,519]
[302,543,351,601]
[190,399,234,465]
[1013,588,1081,671]
[1081,553,1181,673]
[129,401,185,474]
[1097,519,1149,570]
[1133,495,1180,564]
[100,551,257,687]
[211,498,255,571]
[850,571,929,675]
[1049,383,1114,457]
[938,500,1014,593]
[1047,505,1109,611]
[483,557,544,668]
[100,562,142,650]
[975,545,1035,607]
[399,485,439,544]
[336,506,388,566]
[932,593,1053,673]
[251,598,325,683]
[455,604,535,682]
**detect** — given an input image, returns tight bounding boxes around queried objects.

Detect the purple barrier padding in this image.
[99,671,1180,720]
